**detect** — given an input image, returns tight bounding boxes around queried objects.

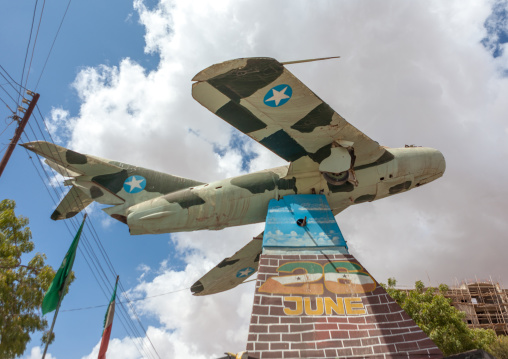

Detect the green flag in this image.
[42,216,86,315]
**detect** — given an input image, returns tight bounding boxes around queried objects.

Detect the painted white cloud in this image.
[39,0,508,357]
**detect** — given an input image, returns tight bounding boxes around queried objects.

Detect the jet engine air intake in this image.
[319,140,358,186]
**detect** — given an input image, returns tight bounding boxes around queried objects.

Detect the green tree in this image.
[384,278,497,356]
[487,335,508,359]
[0,199,55,358]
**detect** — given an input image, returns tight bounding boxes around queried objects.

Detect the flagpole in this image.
[41,284,66,359]
[42,214,87,359]
[98,275,119,359]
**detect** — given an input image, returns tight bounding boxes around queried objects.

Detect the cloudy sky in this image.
[2,0,508,358]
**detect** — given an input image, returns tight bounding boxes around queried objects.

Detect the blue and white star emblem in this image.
[236,267,255,278]
[123,175,146,194]
[264,84,292,107]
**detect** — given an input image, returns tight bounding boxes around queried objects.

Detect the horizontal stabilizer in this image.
[191,233,263,296]
[52,186,93,220]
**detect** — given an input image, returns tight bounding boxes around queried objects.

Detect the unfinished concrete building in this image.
[445,280,508,335]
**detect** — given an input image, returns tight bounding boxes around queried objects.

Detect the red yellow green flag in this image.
[98,276,118,359]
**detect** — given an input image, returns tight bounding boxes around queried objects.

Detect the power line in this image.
[118,281,163,359]
[30,110,159,359]
[23,0,47,92]
[0,64,28,92]
[60,278,258,312]
[60,287,191,312]
[18,0,40,107]
[0,67,25,121]
[0,95,16,115]
[0,83,18,106]
[6,2,162,354]
[35,0,73,91]
[22,112,161,359]
[20,133,158,359]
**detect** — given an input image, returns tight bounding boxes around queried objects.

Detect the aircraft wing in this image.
[192,57,387,173]
[191,233,263,296]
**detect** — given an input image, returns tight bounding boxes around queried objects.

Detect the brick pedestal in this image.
[246,253,442,359]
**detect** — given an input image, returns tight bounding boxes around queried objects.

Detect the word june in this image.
[283,296,366,316]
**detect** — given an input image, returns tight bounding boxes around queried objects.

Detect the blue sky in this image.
[1,1,174,358]
[1,0,508,358]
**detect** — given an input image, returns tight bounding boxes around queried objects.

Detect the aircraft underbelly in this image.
[127,187,288,234]
[185,194,253,230]
[126,147,444,235]
[183,185,300,231]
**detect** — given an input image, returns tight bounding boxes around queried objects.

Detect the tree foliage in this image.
[487,335,508,359]
[0,199,55,358]
[384,278,497,356]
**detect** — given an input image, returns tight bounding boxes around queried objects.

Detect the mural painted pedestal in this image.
[245,195,442,358]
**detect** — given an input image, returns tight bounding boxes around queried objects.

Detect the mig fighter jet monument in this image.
[23,57,446,358]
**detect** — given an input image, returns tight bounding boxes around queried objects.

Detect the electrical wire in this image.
[0,65,28,93]
[18,0,40,107]
[61,277,258,312]
[0,67,26,120]
[21,132,158,359]
[34,0,72,91]
[23,0,46,93]
[6,2,163,354]
[0,96,16,115]
[32,109,159,359]
[61,288,192,312]
[0,84,18,106]
[23,111,161,359]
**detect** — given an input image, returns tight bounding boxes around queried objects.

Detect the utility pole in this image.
[0,91,40,177]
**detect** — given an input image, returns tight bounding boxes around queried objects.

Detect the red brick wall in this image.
[246,253,442,358]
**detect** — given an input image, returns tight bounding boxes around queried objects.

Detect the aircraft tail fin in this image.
[21,141,205,221]
[21,141,122,176]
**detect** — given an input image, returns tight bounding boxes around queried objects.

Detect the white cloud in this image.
[52,0,508,357]
[104,226,260,358]
[46,107,75,145]
[23,346,56,359]
[82,335,149,359]
[481,0,508,57]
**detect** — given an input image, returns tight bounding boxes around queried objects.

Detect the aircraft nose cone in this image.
[436,150,446,176]
[409,148,446,187]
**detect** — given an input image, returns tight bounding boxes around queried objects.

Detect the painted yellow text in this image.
[283,296,366,316]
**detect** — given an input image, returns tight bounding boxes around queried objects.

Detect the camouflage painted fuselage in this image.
[124,146,444,235]
[22,140,444,235]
